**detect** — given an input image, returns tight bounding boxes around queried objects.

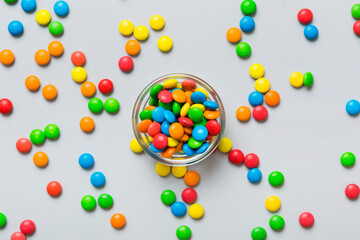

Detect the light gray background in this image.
[1,0,360,239]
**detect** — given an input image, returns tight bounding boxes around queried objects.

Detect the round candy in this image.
[298,8,313,24]
[20,220,35,235]
[189,203,204,219]
[0,212,6,228]
[119,20,134,36]
[49,21,64,36]
[236,106,251,121]
[164,110,176,123]
[81,82,96,97]
[98,193,113,209]
[228,149,244,164]
[71,51,86,66]
[21,0,36,12]
[171,201,187,217]
[118,56,134,72]
[158,36,173,52]
[81,195,96,211]
[134,25,149,41]
[203,100,219,110]
[5,0,17,3]
[88,98,103,113]
[352,4,360,19]
[34,49,50,65]
[191,91,207,104]
[125,39,141,56]
[104,98,120,113]
[248,91,263,106]
[218,137,232,153]
[25,75,40,91]
[30,129,45,145]
[268,171,284,187]
[182,188,197,204]
[35,10,51,25]
[176,225,191,240]
[346,99,360,116]
[341,152,356,167]
[130,138,143,153]
[184,170,200,187]
[161,189,176,205]
[192,125,208,141]
[264,90,280,107]
[236,42,251,58]
[79,153,94,169]
[48,41,64,57]
[42,84,57,100]
[0,98,13,114]
[188,107,203,123]
[53,1,69,16]
[255,78,270,93]
[345,184,360,199]
[97,79,113,95]
[299,212,314,228]
[182,80,197,90]
[150,15,165,30]
[172,166,187,178]
[251,227,266,240]
[249,63,264,79]
[80,117,95,132]
[289,72,303,88]
[16,138,32,153]
[240,16,255,32]
[205,120,221,136]
[241,0,256,15]
[0,49,15,65]
[155,162,170,177]
[244,153,259,168]
[269,215,285,231]
[110,213,126,229]
[252,106,268,121]
[182,143,195,156]
[90,171,106,187]
[304,25,318,40]
[44,123,60,139]
[47,181,62,197]
[152,107,165,123]
[354,21,360,35]
[247,168,262,183]
[11,232,26,240]
[33,151,48,167]
[265,196,281,212]
[226,27,242,43]
[303,72,314,87]
[72,67,87,83]
[8,20,24,36]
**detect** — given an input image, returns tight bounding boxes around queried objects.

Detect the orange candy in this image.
[172,90,186,103]
[161,147,176,158]
[204,110,220,120]
[138,119,152,133]
[125,39,141,56]
[33,151,49,167]
[25,75,40,91]
[169,123,184,139]
[179,134,189,142]
[265,90,280,107]
[236,106,251,122]
[0,49,15,65]
[42,84,57,100]
[80,82,96,97]
[145,105,156,111]
[111,213,126,229]
[184,170,200,187]
[226,27,242,43]
[184,127,193,135]
[185,91,193,104]
[47,181,62,197]
[175,141,183,152]
[80,117,95,132]
[35,49,51,65]
[48,41,64,57]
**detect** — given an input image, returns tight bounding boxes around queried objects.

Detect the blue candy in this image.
[304,25,318,40]
[248,91,263,106]
[161,121,171,136]
[164,110,176,123]
[90,171,106,187]
[78,153,94,169]
[171,201,187,217]
[182,143,195,156]
[203,100,219,110]
[191,91,207,104]
[151,144,165,153]
[21,0,37,12]
[54,0,69,17]
[346,99,360,116]
[8,20,24,36]
[240,16,255,32]
[247,168,262,183]
[192,125,208,141]
[152,107,165,123]
[195,142,210,154]
[170,88,181,93]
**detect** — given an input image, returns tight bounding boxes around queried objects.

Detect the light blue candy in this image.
[54,0,69,17]
[151,144,164,152]
[90,171,106,187]
[192,125,208,141]
[247,168,262,183]
[21,0,37,12]
[191,91,207,104]
[171,201,187,217]
[164,110,176,123]
[195,142,210,154]
[304,25,318,40]
[203,100,219,110]
[161,121,171,136]
[79,153,94,169]
[8,20,24,36]
[152,107,165,123]
[240,16,255,32]
[182,143,195,156]
[346,99,360,116]
[248,91,263,106]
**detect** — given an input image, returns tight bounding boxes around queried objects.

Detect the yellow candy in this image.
[265,196,281,212]
[119,20,134,36]
[255,78,270,93]
[163,79,178,89]
[289,72,304,88]
[171,166,187,178]
[218,137,232,153]
[155,162,171,177]
[191,104,206,112]
[176,83,183,89]
[195,87,209,99]
[249,63,265,79]
[71,67,87,83]
[157,36,173,52]
[189,203,204,219]
[36,10,51,26]
[180,103,190,117]
[167,137,179,147]
[134,25,149,41]
[143,135,153,144]
[130,138,143,153]
[149,15,165,30]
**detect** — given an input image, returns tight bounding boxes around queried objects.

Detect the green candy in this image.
[98,193,113,209]
[4,0,17,3]
[188,107,203,123]
[81,195,96,211]
[149,97,158,106]
[49,21,64,36]
[30,129,45,145]
[176,225,192,240]
[172,102,182,115]
[159,101,173,110]
[269,215,285,231]
[268,171,284,187]
[140,109,153,120]
[236,42,251,58]
[161,189,176,205]
[44,124,60,139]
[303,72,314,87]
[251,227,267,240]
[0,212,6,228]
[188,137,203,149]
[88,98,104,113]
[193,116,207,127]
[352,4,360,19]
[341,152,356,167]
[150,84,163,98]
[104,98,120,113]
[241,0,257,15]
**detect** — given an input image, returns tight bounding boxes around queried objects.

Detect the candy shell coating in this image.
[81,195,96,211]
[47,181,62,197]
[150,15,165,30]
[236,106,251,121]
[247,168,262,183]
[252,106,268,122]
[20,220,35,235]
[182,188,197,204]
[161,189,176,205]
[21,0,37,12]
[248,91,263,106]
[8,20,24,36]
[240,16,255,32]
[236,42,251,58]
[118,56,134,72]
[255,78,270,93]
[189,203,204,219]
[16,138,32,153]
[268,171,284,186]
[346,100,360,116]
[298,8,313,24]
[218,137,232,153]
[341,152,356,167]
[155,162,170,176]
[119,20,134,36]
[171,201,187,217]
[71,51,86,66]
[304,25,318,40]
[158,36,173,52]
[130,138,143,153]
[98,193,113,209]
[345,184,360,199]
[90,172,106,187]
[265,196,281,212]
[251,227,266,240]
[176,225,192,240]
[226,27,242,43]
[48,21,64,36]
[36,10,51,25]
[299,212,314,228]
[241,0,256,15]
[269,215,285,230]
[0,49,15,65]
[134,25,149,41]
[79,153,95,168]
[172,166,187,178]
[264,90,280,107]
[53,1,69,16]
[111,213,126,229]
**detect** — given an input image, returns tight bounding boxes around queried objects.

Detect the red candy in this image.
[244,153,259,169]
[181,187,197,204]
[20,219,36,235]
[153,133,168,149]
[298,8,313,24]
[354,21,360,36]
[118,56,134,72]
[181,79,197,91]
[178,117,194,127]
[158,90,172,103]
[345,183,360,199]
[0,98,13,114]
[148,122,161,137]
[98,79,113,94]
[228,149,244,165]
[11,232,26,240]
[299,212,314,228]
[252,106,268,122]
[71,51,86,66]
[47,181,62,197]
[205,120,221,136]
[16,138,32,153]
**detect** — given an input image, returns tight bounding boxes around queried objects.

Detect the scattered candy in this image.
[8,20,24,36]
[47,181,62,197]
[49,21,64,36]
[299,212,314,228]
[268,171,284,187]
[72,67,87,83]
[189,203,204,219]
[21,0,36,12]
[42,84,57,100]
[16,138,32,153]
[48,41,64,57]
[236,106,251,122]
[249,63,264,79]
[218,137,232,153]
[240,16,255,32]
[341,152,356,167]
[252,106,268,122]
[155,162,171,177]
[130,138,143,153]
[254,78,270,93]
[5,0,17,3]
[354,21,360,35]
[119,20,134,36]
[44,123,60,139]
[81,81,96,97]
[79,153,94,169]
[0,49,15,65]
[149,15,165,30]
[90,171,106,187]
[172,166,187,178]
[11,232,26,240]
[35,49,51,65]
[80,117,95,132]
[269,215,285,231]
[228,149,244,164]
[244,153,259,168]
[184,170,200,187]
[236,42,251,58]
[54,0,69,17]
[0,212,6,228]
[226,27,242,43]
[171,201,187,217]
[251,227,266,240]
[125,39,141,56]
[247,168,262,183]
[88,98,103,113]
[110,213,126,229]
[25,75,40,91]
[265,196,281,212]
[298,8,313,24]
[304,25,318,40]
[104,98,120,113]
[98,193,113,209]
[346,99,360,116]
[289,72,303,88]
[248,91,263,106]
[176,225,192,240]
[161,189,176,205]
[30,129,45,145]
[352,4,360,19]
[0,98,13,114]
[71,51,86,66]
[158,36,173,52]
[33,151,48,167]
[182,188,197,204]
[134,25,149,41]
[35,10,51,26]
[20,219,35,235]
[264,90,280,107]
[303,72,314,87]
[118,56,134,72]
[241,0,257,15]
[81,195,96,211]
[345,184,360,199]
